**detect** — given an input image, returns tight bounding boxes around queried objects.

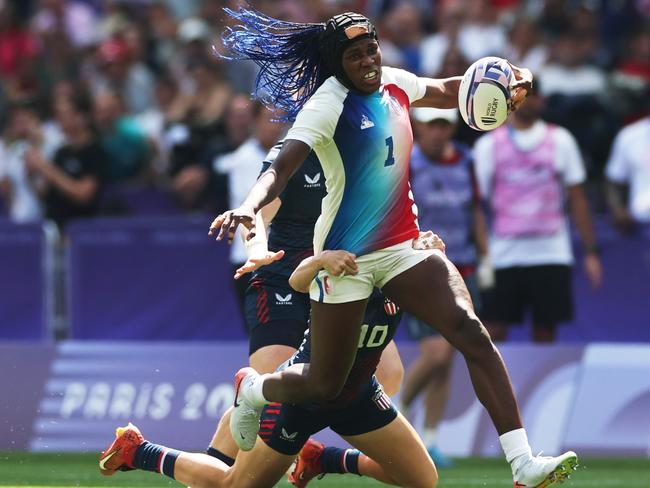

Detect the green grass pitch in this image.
[1,453,649,487]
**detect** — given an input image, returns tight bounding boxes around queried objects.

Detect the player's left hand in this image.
[208,205,256,243]
[234,250,285,280]
[412,230,445,252]
[508,63,533,112]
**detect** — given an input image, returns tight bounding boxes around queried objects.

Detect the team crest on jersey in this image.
[372,386,392,411]
[275,293,293,305]
[360,114,375,130]
[304,173,321,187]
[383,299,399,316]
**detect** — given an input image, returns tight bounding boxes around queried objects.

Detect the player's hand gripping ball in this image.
[458,56,515,131]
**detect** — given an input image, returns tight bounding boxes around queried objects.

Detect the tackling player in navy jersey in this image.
[98,244,446,488]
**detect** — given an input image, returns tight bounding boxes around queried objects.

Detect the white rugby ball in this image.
[458,57,514,131]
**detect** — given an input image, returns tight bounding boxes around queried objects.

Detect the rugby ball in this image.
[458,57,514,131]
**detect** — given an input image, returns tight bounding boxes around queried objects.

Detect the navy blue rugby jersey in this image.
[255,140,327,280]
[287,290,402,409]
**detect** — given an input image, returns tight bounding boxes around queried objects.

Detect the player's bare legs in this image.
[174,439,294,488]
[261,299,368,403]
[382,250,579,486]
[342,413,438,488]
[382,250,522,434]
[218,337,402,456]
[289,413,437,488]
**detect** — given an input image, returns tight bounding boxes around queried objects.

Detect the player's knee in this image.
[377,361,404,397]
[308,377,345,402]
[452,312,494,360]
[404,468,438,488]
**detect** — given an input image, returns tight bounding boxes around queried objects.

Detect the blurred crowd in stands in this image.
[0,0,648,233]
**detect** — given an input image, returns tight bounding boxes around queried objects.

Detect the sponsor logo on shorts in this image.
[280,428,298,441]
[275,293,293,305]
[304,173,321,188]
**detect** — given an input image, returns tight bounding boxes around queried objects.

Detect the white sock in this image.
[421,428,438,448]
[499,428,533,471]
[247,373,270,408]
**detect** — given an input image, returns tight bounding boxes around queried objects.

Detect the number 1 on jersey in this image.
[384,136,395,167]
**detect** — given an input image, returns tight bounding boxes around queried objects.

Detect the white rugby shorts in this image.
[309,239,437,304]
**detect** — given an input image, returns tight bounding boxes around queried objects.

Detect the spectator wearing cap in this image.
[400,106,489,469]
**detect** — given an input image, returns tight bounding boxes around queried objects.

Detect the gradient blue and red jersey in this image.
[286,67,426,257]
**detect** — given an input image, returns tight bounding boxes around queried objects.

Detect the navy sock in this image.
[206,447,235,467]
[133,441,180,479]
[320,447,361,475]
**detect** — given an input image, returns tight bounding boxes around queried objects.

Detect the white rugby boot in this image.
[513,451,579,487]
[230,367,265,451]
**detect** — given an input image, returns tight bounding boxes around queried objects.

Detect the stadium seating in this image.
[0,221,53,340]
[66,216,246,340]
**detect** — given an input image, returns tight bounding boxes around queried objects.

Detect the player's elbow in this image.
[288,273,309,293]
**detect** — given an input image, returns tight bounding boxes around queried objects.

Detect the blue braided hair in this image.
[219,7,329,121]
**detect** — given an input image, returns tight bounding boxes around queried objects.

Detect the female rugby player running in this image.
[209,8,577,488]
[204,139,404,468]
[99,242,445,488]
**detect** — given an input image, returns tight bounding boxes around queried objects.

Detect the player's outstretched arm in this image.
[234,198,285,279]
[209,140,311,243]
[411,62,533,111]
[289,250,358,293]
